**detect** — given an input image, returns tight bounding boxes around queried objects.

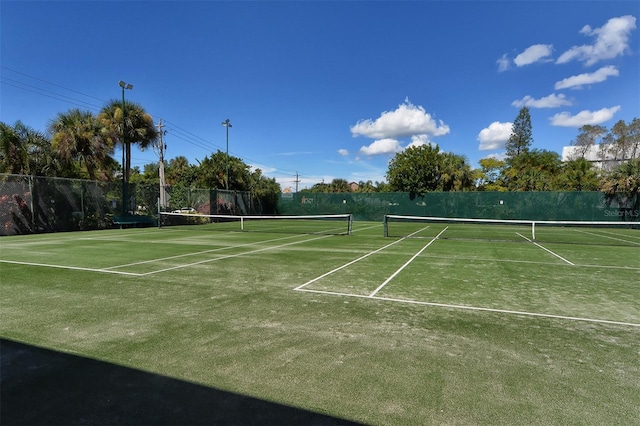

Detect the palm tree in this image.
[49,109,115,180]
[98,100,158,184]
[329,178,351,193]
[438,152,474,191]
[0,121,29,174]
[14,121,61,177]
[559,158,599,191]
[601,158,640,197]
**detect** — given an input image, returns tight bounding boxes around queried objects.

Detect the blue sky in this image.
[2,1,638,191]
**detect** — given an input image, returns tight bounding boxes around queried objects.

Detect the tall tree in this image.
[476,157,506,191]
[504,149,561,191]
[248,168,281,213]
[195,150,250,190]
[437,152,474,191]
[505,107,533,159]
[98,100,157,184]
[558,158,599,191]
[356,180,378,193]
[49,109,115,180]
[386,144,441,196]
[604,119,640,161]
[571,125,606,159]
[328,178,351,193]
[600,157,640,197]
[166,156,196,186]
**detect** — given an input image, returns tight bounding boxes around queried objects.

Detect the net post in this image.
[383,215,388,237]
[157,197,161,229]
[241,216,244,231]
[348,214,353,235]
[532,221,536,241]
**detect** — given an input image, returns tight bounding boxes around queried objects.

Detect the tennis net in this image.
[160,212,353,235]
[383,215,640,247]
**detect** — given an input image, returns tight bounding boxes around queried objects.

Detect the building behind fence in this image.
[1,174,637,236]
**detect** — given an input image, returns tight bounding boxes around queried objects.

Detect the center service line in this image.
[368,227,448,298]
[294,226,431,291]
[517,232,574,265]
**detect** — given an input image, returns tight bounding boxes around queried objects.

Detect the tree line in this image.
[303,108,639,201]
[0,101,280,204]
[1,106,638,203]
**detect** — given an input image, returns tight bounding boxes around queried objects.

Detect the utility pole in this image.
[156,120,167,209]
[293,171,301,193]
[221,119,232,191]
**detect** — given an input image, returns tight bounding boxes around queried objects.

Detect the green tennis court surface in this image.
[1,222,639,424]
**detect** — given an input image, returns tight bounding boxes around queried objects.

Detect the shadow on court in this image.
[1,338,363,425]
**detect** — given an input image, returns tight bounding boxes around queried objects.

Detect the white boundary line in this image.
[369,227,448,297]
[575,229,640,246]
[103,233,304,270]
[517,232,575,265]
[0,259,144,276]
[296,287,640,328]
[139,234,333,276]
[294,226,430,291]
[0,233,330,277]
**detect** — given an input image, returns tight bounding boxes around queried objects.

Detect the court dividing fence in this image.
[0,174,266,235]
[1,173,637,236]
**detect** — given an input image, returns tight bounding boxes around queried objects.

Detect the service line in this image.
[297,287,640,328]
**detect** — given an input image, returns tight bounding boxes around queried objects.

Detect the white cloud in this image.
[514,44,554,66]
[407,134,432,149]
[556,15,637,66]
[358,138,403,156]
[511,93,573,108]
[350,99,450,139]
[485,152,508,161]
[554,65,619,90]
[338,148,349,156]
[549,106,621,127]
[249,163,277,174]
[477,121,513,151]
[496,53,511,72]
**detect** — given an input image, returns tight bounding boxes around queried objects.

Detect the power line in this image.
[1,79,103,113]
[1,66,107,102]
[2,66,306,179]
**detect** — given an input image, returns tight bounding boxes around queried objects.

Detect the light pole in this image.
[118,80,133,215]
[221,118,232,191]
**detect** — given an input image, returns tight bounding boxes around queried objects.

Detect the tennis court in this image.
[1,218,639,424]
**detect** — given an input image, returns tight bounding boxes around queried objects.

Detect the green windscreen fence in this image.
[0,174,122,235]
[2,173,637,235]
[0,174,268,235]
[278,191,639,222]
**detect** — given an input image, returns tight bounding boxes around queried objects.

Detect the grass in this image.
[1,221,639,425]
